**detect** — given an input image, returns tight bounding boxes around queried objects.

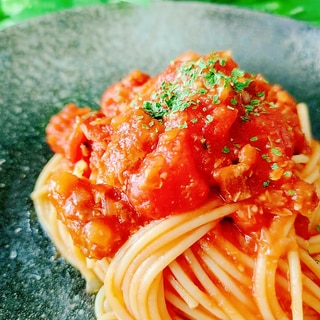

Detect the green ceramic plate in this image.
[0,2,319,319]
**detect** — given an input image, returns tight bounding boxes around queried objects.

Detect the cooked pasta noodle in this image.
[31,51,320,319]
[32,121,320,319]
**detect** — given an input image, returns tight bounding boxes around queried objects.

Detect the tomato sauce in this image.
[46,51,319,259]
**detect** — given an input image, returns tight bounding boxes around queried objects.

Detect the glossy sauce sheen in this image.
[46,51,318,259]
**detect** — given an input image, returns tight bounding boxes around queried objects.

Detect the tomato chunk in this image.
[46,103,91,162]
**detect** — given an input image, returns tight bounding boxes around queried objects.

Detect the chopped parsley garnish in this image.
[283,171,292,177]
[219,57,227,66]
[271,148,282,157]
[231,97,237,105]
[287,190,296,196]
[142,81,195,120]
[204,69,221,87]
[241,97,266,122]
[240,115,250,122]
[245,105,255,113]
[269,102,277,108]
[256,91,265,97]
[143,52,255,122]
[234,79,252,92]
[141,123,149,130]
[231,69,253,92]
[263,180,270,188]
[143,101,167,120]
[213,95,220,104]
[205,114,214,124]
[230,68,244,78]
[316,225,320,232]
[250,136,258,142]
[222,146,230,153]
[250,99,260,106]
[198,88,207,94]
[179,122,188,129]
[262,154,271,162]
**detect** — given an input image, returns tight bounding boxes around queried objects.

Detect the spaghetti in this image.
[32,51,320,319]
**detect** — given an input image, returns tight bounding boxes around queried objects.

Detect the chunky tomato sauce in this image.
[46,51,319,259]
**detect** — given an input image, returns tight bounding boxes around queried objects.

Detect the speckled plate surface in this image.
[0,2,320,319]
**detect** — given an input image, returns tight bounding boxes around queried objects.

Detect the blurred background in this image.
[0,0,320,30]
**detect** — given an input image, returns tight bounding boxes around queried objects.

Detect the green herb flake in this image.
[271,163,279,170]
[219,58,227,67]
[250,136,258,142]
[271,148,282,157]
[241,104,256,122]
[213,95,220,104]
[143,80,196,120]
[205,114,214,124]
[231,97,237,105]
[198,88,207,94]
[263,180,270,188]
[250,99,260,106]
[179,122,188,129]
[234,80,252,92]
[283,171,292,178]
[143,101,167,120]
[245,105,254,113]
[269,102,277,108]
[287,190,296,196]
[171,100,192,113]
[316,225,320,232]
[231,68,244,78]
[191,118,198,124]
[198,58,207,69]
[222,146,230,154]
[262,154,271,162]
[256,91,265,97]
[240,116,250,123]
[230,68,253,92]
